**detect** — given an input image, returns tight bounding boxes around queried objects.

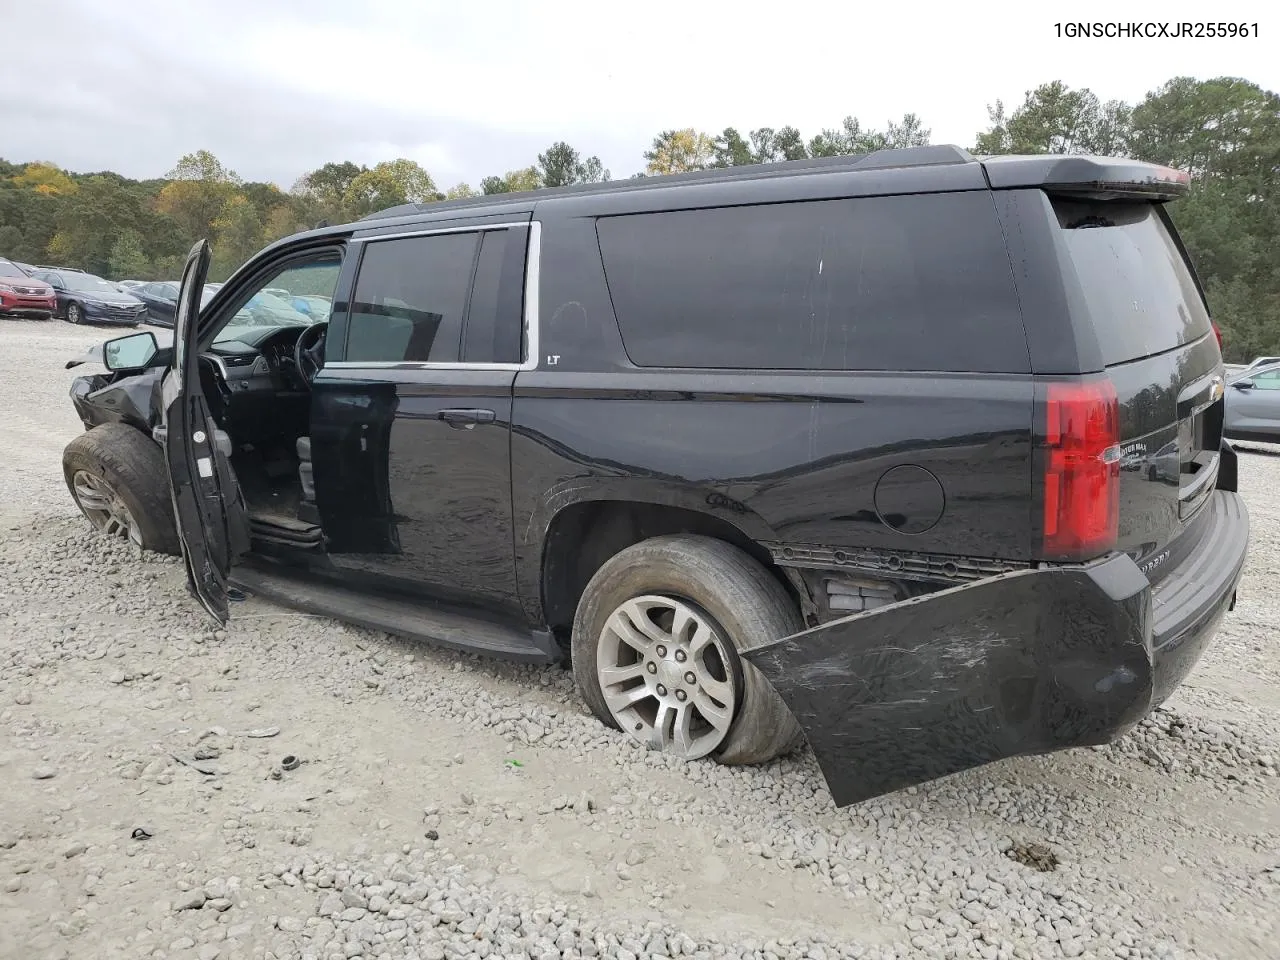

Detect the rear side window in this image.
[347,232,478,363]
[1053,199,1213,366]
[595,192,1029,372]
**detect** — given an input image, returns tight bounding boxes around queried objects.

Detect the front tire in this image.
[66,302,83,324]
[62,423,181,555]
[571,534,804,766]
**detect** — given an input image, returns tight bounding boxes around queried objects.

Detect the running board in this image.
[228,561,560,665]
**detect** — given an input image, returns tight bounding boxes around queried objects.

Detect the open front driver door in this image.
[160,239,251,624]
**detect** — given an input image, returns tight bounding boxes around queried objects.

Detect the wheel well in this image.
[540,500,807,641]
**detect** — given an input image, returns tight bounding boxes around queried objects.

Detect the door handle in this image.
[437,408,496,428]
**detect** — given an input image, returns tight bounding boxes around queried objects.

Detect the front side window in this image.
[1251,370,1280,390]
[345,232,479,364]
[213,257,341,345]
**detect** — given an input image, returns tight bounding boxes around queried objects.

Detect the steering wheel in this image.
[294,322,328,388]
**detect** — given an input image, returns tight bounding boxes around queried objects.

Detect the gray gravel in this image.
[1,318,1277,960]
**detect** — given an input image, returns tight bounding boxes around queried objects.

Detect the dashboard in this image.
[204,324,316,397]
[198,323,321,444]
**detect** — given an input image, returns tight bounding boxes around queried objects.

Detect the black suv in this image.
[61,146,1249,807]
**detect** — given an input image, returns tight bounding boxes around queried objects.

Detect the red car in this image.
[0,258,56,319]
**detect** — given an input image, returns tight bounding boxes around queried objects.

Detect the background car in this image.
[228,289,314,327]
[1224,361,1280,442]
[131,281,180,326]
[0,257,57,319]
[29,268,148,326]
[289,294,332,321]
[114,279,149,293]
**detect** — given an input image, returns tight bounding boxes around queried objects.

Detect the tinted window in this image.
[0,260,25,278]
[596,193,1028,372]
[1054,200,1214,366]
[347,233,478,363]
[461,230,522,364]
[213,258,340,346]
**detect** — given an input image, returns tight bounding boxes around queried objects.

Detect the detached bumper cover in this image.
[742,490,1249,808]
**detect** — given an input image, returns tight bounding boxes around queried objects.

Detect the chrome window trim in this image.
[328,220,540,373]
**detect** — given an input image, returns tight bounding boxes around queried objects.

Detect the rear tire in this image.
[571,534,804,766]
[62,423,181,556]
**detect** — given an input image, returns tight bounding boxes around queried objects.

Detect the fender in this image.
[515,476,795,628]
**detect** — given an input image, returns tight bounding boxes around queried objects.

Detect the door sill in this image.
[229,558,560,665]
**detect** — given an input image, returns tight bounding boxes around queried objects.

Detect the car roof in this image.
[254,146,1192,259]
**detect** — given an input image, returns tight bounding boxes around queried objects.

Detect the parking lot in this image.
[0,318,1277,960]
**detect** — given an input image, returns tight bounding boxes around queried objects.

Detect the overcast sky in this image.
[1,1,1274,189]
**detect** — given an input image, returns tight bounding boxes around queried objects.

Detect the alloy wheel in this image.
[70,470,141,546]
[596,595,738,760]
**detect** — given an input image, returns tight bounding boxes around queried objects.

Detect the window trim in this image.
[324,220,540,373]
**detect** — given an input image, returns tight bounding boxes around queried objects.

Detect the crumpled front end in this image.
[741,555,1156,807]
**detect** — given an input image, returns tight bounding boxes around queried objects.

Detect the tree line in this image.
[1,75,1276,361]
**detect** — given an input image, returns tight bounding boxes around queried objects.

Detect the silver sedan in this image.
[1224,360,1280,442]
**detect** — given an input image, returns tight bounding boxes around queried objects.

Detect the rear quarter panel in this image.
[511,207,1036,627]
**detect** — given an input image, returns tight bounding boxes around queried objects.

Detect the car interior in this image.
[197,257,339,553]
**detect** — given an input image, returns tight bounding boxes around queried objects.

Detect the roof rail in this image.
[851,144,975,171]
[356,144,979,223]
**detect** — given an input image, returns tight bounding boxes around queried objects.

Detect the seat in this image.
[296,436,315,503]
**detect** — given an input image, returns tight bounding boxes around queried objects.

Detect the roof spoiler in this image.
[980,154,1191,201]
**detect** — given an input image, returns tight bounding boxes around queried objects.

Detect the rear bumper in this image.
[741,490,1250,807]
[1149,490,1249,705]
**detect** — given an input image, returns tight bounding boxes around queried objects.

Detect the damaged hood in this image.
[65,328,173,370]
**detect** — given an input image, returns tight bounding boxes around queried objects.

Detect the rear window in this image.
[595,192,1030,373]
[1053,199,1213,366]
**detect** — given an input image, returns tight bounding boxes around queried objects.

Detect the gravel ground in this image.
[1,318,1277,960]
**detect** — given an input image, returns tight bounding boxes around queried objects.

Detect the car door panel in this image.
[308,221,530,620]
[160,240,251,623]
[311,367,520,616]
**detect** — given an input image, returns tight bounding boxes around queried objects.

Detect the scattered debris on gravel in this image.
[1,320,1278,959]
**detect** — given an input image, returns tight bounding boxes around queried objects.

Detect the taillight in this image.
[1042,380,1121,562]
[1212,322,1223,351]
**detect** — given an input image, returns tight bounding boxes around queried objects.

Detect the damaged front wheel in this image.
[63,423,181,555]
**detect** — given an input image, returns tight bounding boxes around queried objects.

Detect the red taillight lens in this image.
[1212,322,1223,350]
[1042,380,1121,561]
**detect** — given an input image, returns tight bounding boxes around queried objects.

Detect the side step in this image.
[229,560,560,665]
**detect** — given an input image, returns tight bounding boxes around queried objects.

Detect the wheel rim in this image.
[67,304,80,323]
[596,595,738,760]
[71,470,141,546]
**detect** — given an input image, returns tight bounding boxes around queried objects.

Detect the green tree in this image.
[711,127,754,167]
[292,161,367,222]
[343,159,439,216]
[537,142,611,187]
[809,113,931,157]
[169,150,242,185]
[974,82,1127,155]
[108,229,151,279]
[12,162,78,196]
[748,126,808,163]
[644,129,715,174]
[210,194,264,280]
[46,176,146,275]
[445,183,478,200]
[480,167,543,195]
[0,224,23,258]
[156,150,241,243]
